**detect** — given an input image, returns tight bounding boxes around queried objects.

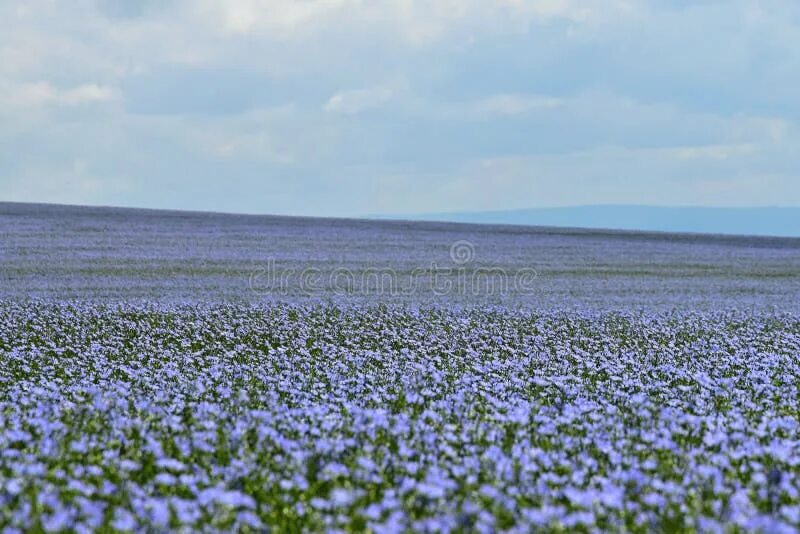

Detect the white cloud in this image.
[4,161,119,206]
[324,84,397,115]
[667,143,756,161]
[194,0,637,43]
[203,0,355,35]
[59,84,117,105]
[3,82,118,108]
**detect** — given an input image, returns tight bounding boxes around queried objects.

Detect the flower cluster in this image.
[1,301,799,532]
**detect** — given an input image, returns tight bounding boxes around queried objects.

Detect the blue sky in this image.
[2,0,799,217]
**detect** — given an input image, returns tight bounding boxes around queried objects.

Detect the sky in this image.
[2,0,799,217]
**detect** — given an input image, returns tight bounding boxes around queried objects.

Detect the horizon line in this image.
[3,200,800,241]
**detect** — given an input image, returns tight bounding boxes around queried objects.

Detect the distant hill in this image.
[378,205,800,238]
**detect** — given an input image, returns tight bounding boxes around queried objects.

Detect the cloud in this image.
[194,0,633,43]
[2,82,118,108]
[667,144,756,161]
[324,84,397,115]
[52,84,117,105]
[0,0,799,216]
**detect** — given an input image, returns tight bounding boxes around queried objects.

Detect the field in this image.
[2,203,800,532]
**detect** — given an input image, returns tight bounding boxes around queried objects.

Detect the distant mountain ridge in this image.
[378,205,800,238]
